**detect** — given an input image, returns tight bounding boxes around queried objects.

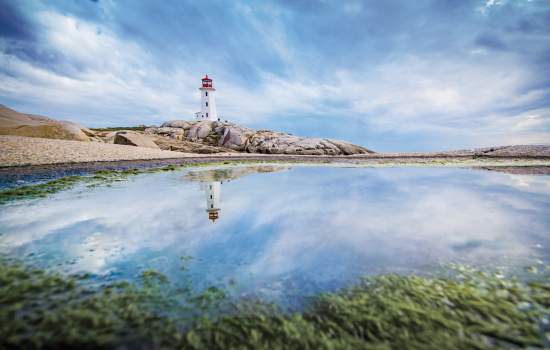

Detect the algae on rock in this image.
[1,258,548,349]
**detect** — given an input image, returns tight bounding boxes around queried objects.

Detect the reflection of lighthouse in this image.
[205,181,221,222]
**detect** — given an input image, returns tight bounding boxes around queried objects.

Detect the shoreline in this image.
[1,154,550,180]
[1,135,549,176]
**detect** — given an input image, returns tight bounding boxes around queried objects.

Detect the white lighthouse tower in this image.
[195,74,218,121]
[205,181,221,222]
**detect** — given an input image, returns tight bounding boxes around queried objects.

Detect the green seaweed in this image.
[0,176,85,203]
[0,161,290,204]
[1,258,548,349]
[0,164,212,203]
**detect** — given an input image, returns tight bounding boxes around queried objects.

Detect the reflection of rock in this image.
[476,166,550,175]
[188,165,291,223]
[185,165,290,182]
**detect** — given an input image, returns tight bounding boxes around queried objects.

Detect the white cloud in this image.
[478,0,503,14]
[0,11,198,125]
[0,8,548,148]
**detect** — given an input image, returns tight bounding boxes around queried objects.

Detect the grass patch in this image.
[0,259,548,349]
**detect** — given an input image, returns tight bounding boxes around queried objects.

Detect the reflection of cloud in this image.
[0,166,549,294]
[236,168,550,280]
[0,172,218,273]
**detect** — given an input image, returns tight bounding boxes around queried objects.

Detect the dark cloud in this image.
[475,33,508,50]
[0,0,35,40]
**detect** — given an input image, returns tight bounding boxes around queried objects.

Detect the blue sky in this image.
[0,0,549,151]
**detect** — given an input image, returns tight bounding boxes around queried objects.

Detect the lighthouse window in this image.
[210,195,212,199]
[206,113,209,117]
[206,102,208,107]
[211,204,214,208]
[205,91,208,96]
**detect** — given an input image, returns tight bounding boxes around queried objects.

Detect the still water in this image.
[1,165,549,307]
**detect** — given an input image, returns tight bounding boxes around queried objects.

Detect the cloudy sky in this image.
[0,0,549,151]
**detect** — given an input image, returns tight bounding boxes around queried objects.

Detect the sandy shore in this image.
[2,135,550,171]
[0,135,209,167]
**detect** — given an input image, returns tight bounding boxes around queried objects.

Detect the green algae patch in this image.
[186,274,550,349]
[0,164,189,204]
[0,176,85,203]
[1,260,549,349]
[0,161,285,204]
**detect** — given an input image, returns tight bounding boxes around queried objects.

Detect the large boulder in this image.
[144,127,184,140]
[246,131,372,155]
[187,121,213,140]
[161,120,193,129]
[113,131,160,149]
[217,124,254,150]
[0,104,90,141]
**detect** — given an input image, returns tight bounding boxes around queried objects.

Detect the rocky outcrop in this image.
[217,124,254,150]
[146,120,373,155]
[246,131,370,155]
[161,120,193,129]
[112,131,160,149]
[152,136,234,154]
[472,145,550,157]
[144,127,184,140]
[0,105,92,141]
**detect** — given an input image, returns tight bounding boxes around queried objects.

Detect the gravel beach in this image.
[0,135,198,167]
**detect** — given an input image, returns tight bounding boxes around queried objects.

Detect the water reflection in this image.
[0,165,549,307]
[185,166,290,223]
[203,182,221,222]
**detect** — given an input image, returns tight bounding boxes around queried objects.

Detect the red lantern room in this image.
[201,74,213,88]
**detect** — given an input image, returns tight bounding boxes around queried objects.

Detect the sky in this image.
[0,0,549,151]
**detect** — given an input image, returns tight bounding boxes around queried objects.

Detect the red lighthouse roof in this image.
[201,74,213,88]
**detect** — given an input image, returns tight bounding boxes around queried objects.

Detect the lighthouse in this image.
[195,75,218,121]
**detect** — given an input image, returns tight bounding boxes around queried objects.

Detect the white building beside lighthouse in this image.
[195,74,218,121]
